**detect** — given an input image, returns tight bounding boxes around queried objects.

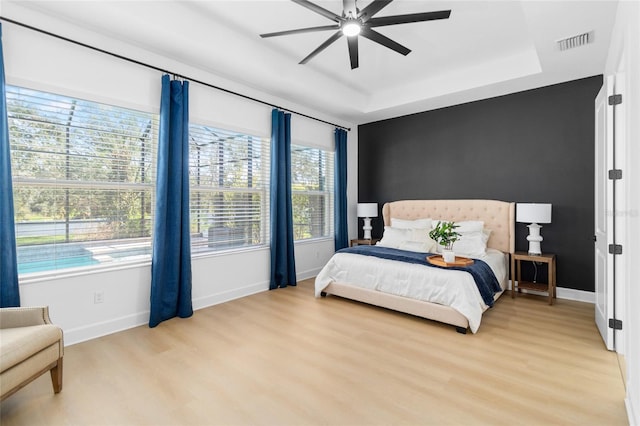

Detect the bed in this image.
[315,199,515,333]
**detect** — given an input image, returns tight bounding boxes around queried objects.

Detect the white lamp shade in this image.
[517,203,552,224]
[357,203,378,218]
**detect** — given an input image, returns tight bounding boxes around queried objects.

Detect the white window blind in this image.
[291,144,334,241]
[189,124,269,252]
[8,86,158,275]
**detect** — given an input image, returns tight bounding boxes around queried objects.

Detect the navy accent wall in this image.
[358,75,603,292]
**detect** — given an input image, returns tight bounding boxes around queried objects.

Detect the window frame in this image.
[290,143,335,242]
[7,84,336,280]
[7,85,159,277]
[187,122,271,255]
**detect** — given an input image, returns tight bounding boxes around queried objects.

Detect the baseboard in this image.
[64,278,595,346]
[556,287,595,303]
[297,267,323,282]
[65,282,269,346]
[508,280,595,303]
[626,383,639,426]
[65,311,150,346]
[192,282,268,311]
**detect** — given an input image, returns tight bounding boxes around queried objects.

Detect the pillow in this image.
[454,220,484,234]
[407,228,432,243]
[451,229,491,256]
[377,226,438,252]
[391,217,432,230]
[376,226,413,248]
[398,240,437,253]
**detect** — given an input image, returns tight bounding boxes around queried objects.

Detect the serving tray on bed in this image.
[426,255,474,267]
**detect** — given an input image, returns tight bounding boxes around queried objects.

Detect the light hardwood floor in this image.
[1,279,628,425]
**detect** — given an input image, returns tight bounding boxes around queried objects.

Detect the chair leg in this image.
[50,358,63,394]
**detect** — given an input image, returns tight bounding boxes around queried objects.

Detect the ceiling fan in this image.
[260,0,451,70]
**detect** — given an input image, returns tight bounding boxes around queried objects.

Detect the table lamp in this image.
[357,203,378,240]
[516,203,552,255]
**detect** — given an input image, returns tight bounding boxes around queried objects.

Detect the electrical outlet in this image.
[94,291,104,304]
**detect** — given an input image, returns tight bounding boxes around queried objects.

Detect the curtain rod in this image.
[0,16,351,132]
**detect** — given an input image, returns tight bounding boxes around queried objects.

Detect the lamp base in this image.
[526,223,543,255]
[362,217,372,240]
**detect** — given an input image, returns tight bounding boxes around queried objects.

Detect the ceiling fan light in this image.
[342,21,361,37]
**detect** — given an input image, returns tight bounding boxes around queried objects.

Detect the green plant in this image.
[429,221,460,251]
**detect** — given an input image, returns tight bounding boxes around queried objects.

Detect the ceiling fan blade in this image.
[368,10,451,27]
[347,36,359,69]
[260,24,340,38]
[291,0,342,22]
[299,31,344,64]
[358,0,393,22]
[360,27,410,56]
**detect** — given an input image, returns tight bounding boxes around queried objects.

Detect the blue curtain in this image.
[149,75,192,327]
[334,128,348,251]
[0,24,20,308]
[270,109,296,289]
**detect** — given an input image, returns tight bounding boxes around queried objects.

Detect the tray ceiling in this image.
[1,1,618,124]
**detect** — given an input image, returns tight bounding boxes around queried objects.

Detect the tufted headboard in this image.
[382,199,515,253]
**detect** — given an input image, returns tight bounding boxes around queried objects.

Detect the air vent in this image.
[557,31,593,51]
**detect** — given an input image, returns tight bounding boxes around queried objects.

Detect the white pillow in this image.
[408,228,430,242]
[376,226,438,252]
[454,220,484,234]
[391,217,432,230]
[376,226,413,248]
[451,229,491,256]
[398,240,437,253]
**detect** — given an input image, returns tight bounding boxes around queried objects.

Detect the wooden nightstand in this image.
[511,251,556,305]
[350,238,380,247]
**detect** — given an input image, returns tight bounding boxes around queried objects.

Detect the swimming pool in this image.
[18,255,100,274]
[17,241,153,275]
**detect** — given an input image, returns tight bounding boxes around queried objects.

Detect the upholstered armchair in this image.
[0,306,64,401]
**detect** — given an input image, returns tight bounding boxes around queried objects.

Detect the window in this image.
[8,86,332,275]
[291,145,334,241]
[189,124,269,252]
[8,86,158,275]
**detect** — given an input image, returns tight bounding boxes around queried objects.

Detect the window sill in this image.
[19,258,153,285]
[19,239,334,284]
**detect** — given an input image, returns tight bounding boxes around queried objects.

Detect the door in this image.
[594,80,613,350]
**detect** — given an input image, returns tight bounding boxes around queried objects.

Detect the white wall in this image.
[3,10,357,346]
[605,1,640,424]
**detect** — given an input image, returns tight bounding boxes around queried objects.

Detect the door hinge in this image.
[608,244,623,255]
[609,318,623,330]
[608,94,622,105]
[593,235,597,242]
[608,169,623,180]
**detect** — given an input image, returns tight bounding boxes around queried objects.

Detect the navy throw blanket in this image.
[337,245,502,307]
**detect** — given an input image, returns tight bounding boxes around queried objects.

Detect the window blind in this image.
[291,144,334,241]
[7,85,158,274]
[188,124,269,252]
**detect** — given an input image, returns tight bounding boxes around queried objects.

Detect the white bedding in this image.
[315,248,508,333]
